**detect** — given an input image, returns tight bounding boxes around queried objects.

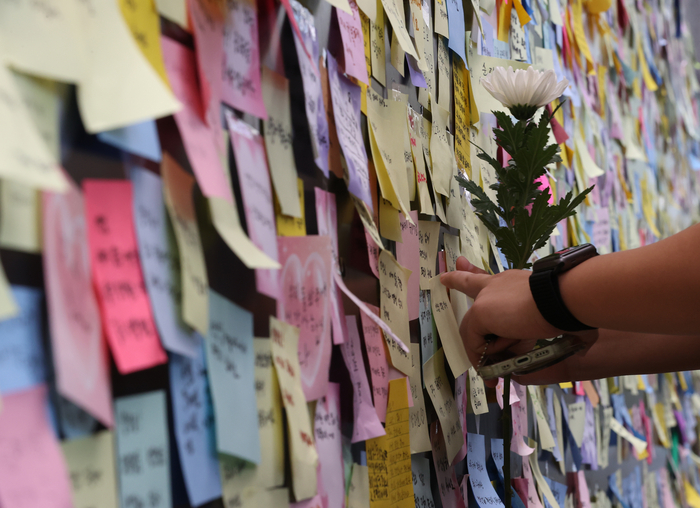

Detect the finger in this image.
[455,256,488,275]
[440,270,491,299]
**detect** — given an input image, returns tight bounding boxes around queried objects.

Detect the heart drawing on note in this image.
[277,236,333,401]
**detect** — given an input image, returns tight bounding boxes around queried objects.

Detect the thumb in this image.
[440,270,491,299]
[455,256,488,275]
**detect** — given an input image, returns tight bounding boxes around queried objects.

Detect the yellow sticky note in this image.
[370,5,387,86]
[220,457,258,507]
[348,464,370,508]
[572,0,595,72]
[253,339,285,488]
[276,178,307,236]
[118,0,171,86]
[637,39,658,92]
[162,153,209,336]
[353,196,384,250]
[379,0,418,58]
[62,431,119,508]
[270,317,319,501]
[418,221,441,289]
[427,276,471,377]
[0,180,41,253]
[559,382,574,389]
[0,64,67,192]
[424,348,464,464]
[210,195,281,268]
[366,88,412,219]
[407,108,433,215]
[497,0,512,42]
[366,379,414,508]
[379,250,413,374]
[585,0,612,14]
[685,482,700,508]
[78,0,181,133]
[379,198,402,242]
[453,59,471,177]
[429,96,453,196]
[262,68,302,218]
[512,0,531,27]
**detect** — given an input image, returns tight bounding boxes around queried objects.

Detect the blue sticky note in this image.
[170,349,222,506]
[544,477,567,508]
[559,395,582,469]
[131,166,201,358]
[609,474,630,508]
[445,0,466,65]
[115,390,172,508]
[0,286,46,393]
[494,40,511,60]
[97,120,162,162]
[467,433,505,508]
[491,438,504,472]
[206,290,260,463]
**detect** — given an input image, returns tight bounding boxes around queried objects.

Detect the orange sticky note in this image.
[84,180,168,374]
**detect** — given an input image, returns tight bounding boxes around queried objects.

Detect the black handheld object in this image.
[529,243,598,332]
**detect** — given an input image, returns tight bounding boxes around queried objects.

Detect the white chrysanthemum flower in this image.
[481,66,569,120]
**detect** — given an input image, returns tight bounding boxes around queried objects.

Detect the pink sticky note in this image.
[431,421,467,508]
[188,0,224,130]
[511,382,535,456]
[454,373,468,462]
[496,378,521,409]
[0,385,74,508]
[512,478,530,508]
[397,211,420,320]
[314,188,348,345]
[161,36,232,203]
[575,471,591,508]
[336,0,369,85]
[84,180,168,374]
[340,315,385,442]
[360,303,390,421]
[43,181,113,427]
[365,229,381,278]
[221,0,268,119]
[277,236,333,401]
[315,383,345,508]
[226,112,279,299]
[521,460,545,508]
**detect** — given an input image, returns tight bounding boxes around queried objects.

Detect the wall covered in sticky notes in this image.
[1,0,700,507]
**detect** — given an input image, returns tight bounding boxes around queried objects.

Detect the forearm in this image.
[559,223,700,334]
[516,329,700,385]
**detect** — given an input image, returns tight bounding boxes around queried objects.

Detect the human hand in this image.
[440,257,597,386]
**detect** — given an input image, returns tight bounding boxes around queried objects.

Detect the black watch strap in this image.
[529,270,596,332]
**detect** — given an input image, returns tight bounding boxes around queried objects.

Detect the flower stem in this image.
[503,373,512,508]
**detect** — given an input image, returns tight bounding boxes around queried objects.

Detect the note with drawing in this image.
[277,236,333,401]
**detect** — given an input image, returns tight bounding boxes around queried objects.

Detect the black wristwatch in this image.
[529,244,598,332]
